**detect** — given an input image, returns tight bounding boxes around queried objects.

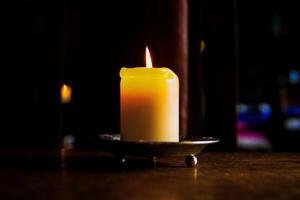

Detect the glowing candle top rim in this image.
[120,67,178,80]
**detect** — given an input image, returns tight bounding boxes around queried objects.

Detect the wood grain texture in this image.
[1,152,300,200]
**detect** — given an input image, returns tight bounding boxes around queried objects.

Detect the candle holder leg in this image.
[185,154,198,167]
[117,156,126,165]
[148,156,158,168]
[149,156,157,163]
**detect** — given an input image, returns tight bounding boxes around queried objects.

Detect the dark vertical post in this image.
[188,0,205,135]
[205,0,237,150]
[146,0,189,137]
[189,0,238,150]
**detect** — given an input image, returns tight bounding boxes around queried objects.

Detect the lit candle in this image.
[120,47,179,142]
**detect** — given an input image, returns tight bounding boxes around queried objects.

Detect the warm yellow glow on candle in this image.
[145,46,153,68]
[120,48,179,142]
[61,84,72,103]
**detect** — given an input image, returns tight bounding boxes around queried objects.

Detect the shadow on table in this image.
[0,150,186,172]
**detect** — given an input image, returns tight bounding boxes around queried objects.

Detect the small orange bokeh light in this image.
[61,84,72,104]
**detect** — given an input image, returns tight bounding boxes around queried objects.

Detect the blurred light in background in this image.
[237,129,272,151]
[238,103,272,123]
[284,118,300,131]
[237,103,272,151]
[63,134,76,150]
[258,103,272,116]
[284,106,300,116]
[200,40,206,54]
[284,104,300,133]
[61,84,72,104]
[238,103,249,114]
[289,70,300,85]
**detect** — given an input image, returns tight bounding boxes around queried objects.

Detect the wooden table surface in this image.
[1,152,300,200]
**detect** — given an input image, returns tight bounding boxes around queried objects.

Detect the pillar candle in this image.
[120,47,179,142]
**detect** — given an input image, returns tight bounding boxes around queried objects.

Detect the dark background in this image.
[0,1,63,148]
[1,0,300,151]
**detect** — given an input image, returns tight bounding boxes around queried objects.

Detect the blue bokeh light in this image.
[289,70,300,84]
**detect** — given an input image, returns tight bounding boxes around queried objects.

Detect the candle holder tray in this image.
[95,134,219,167]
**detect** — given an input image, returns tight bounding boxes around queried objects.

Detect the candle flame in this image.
[145,46,153,68]
[61,84,72,104]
